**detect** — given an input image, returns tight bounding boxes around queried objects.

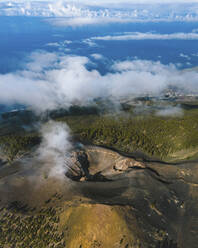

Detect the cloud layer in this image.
[1,51,198,113]
[1,1,198,25]
[91,32,198,41]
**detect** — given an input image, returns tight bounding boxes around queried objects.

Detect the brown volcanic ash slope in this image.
[0,146,197,248]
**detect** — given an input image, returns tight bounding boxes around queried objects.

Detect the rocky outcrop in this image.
[65,151,89,181]
[113,158,145,171]
[65,147,146,182]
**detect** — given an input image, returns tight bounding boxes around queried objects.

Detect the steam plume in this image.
[37,121,72,179]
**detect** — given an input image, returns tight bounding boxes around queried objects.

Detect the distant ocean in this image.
[1,17,198,73]
[0,16,198,113]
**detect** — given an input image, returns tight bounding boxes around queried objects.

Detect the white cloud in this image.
[46,42,60,47]
[63,40,72,44]
[1,1,198,25]
[82,38,98,47]
[26,51,58,72]
[75,0,198,4]
[3,0,198,6]
[1,51,198,113]
[179,53,191,60]
[48,17,133,27]
[90,54,104,60]
[45,40,73,51]
[91,32,198,41]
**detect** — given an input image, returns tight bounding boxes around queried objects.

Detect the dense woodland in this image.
[57,110,198,160]
[1,104,198,162]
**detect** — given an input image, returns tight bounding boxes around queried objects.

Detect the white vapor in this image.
[3,0,198,4]
[1,1,198,25]
[90,54,104,60]
[91,32,198,41]
[37,120,72,179]
[156,106,183,117]
[1,51,198,113]
[47,17,133,27]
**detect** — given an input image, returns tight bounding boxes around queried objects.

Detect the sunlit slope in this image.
[0,202,166,248]
[2,105,198,162]
[57,109,198,162]
[59,204,143,248]
[0,145,198,247]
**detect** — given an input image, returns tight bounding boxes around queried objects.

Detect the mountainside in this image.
[0,144,197,247]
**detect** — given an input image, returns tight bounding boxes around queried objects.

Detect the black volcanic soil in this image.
[0,146,197,247]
